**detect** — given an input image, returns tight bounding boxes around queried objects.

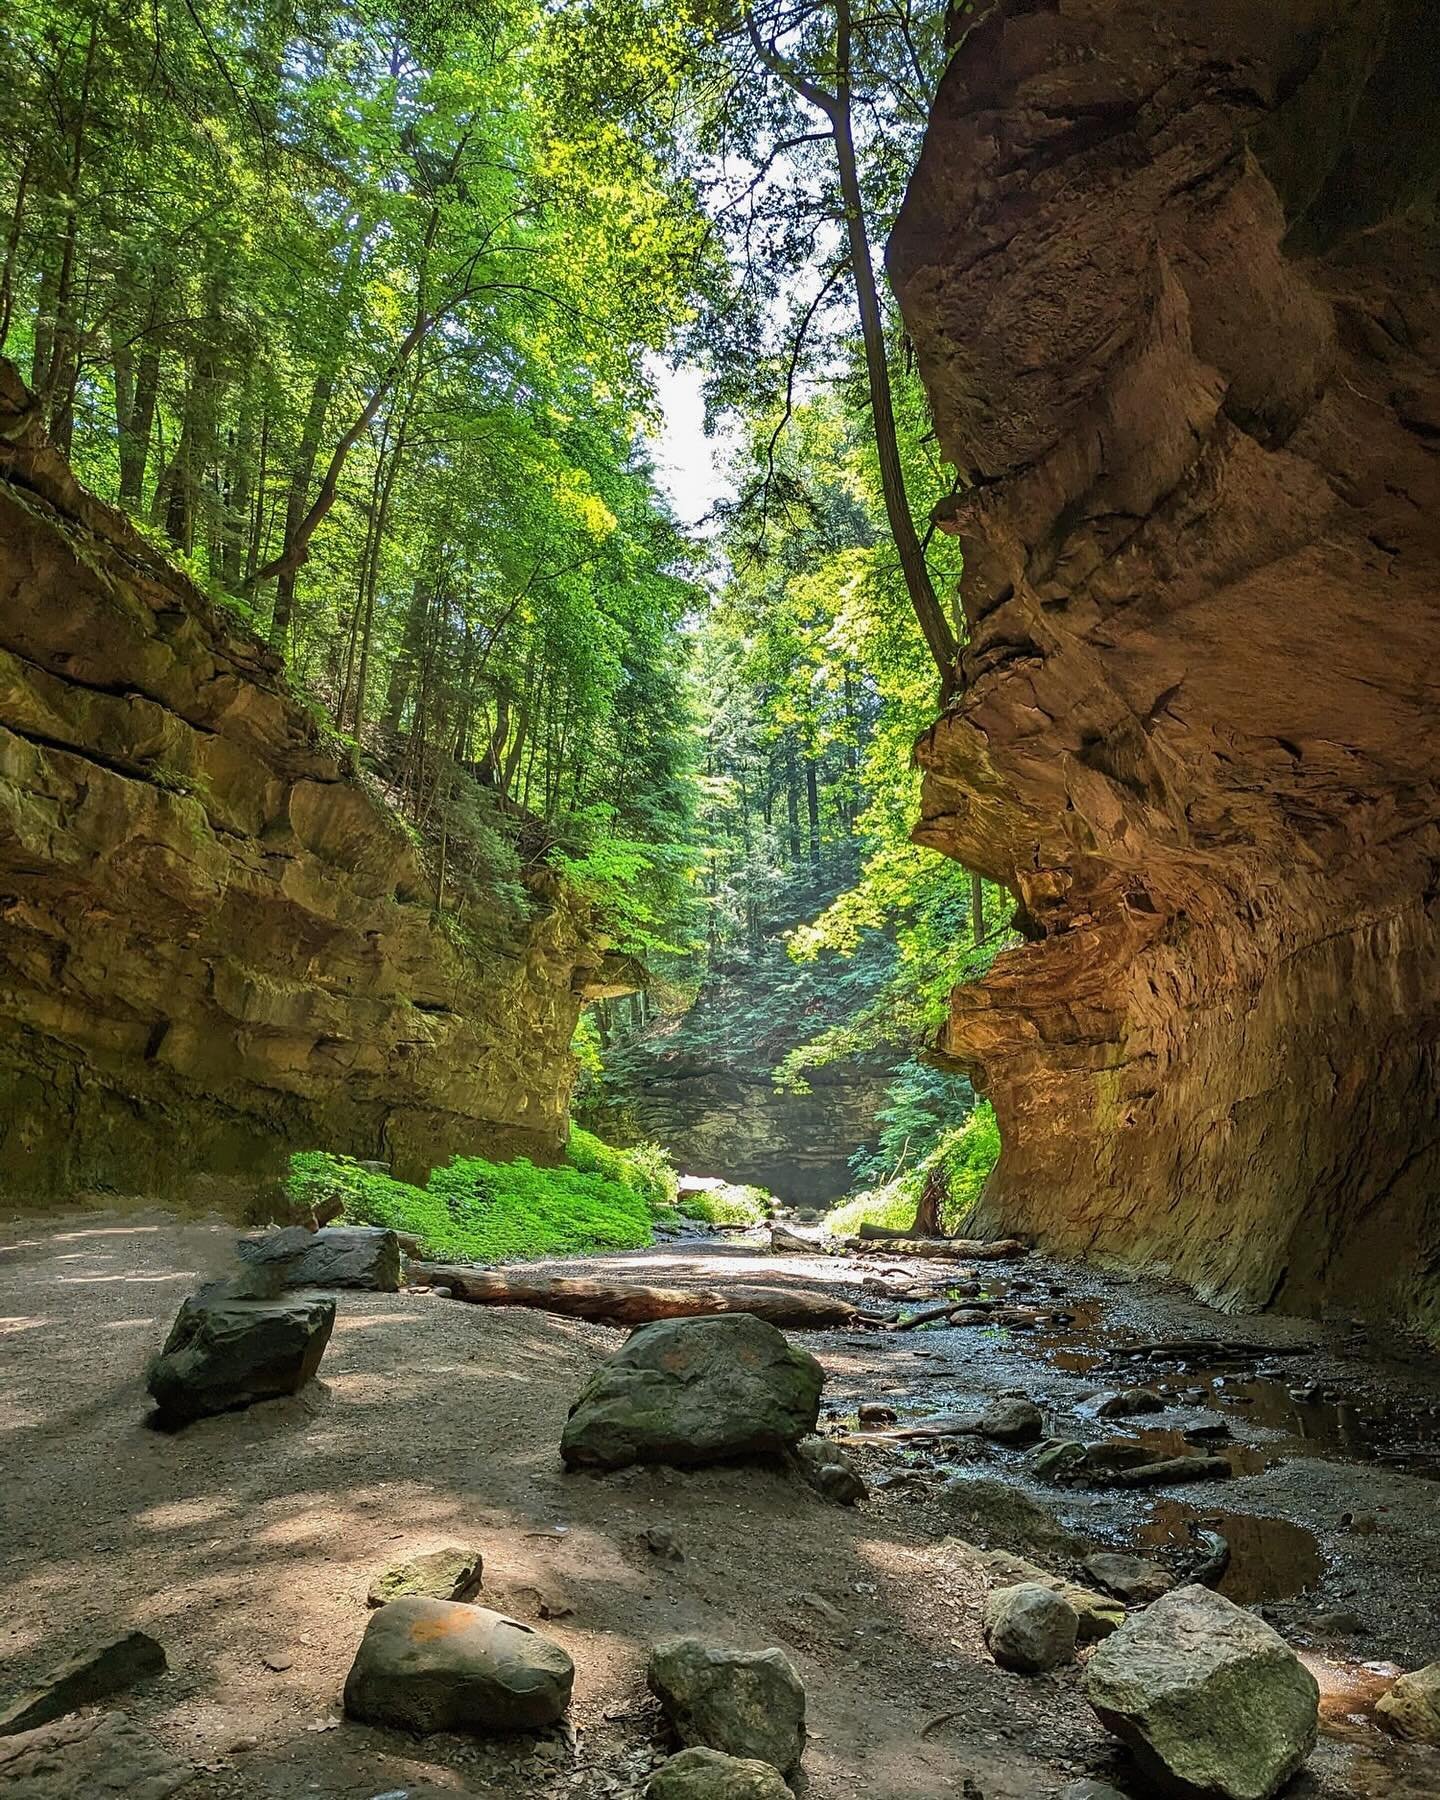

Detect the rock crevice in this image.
[890,1,1440,1324]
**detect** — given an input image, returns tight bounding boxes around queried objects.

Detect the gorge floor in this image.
[2,1213,1438,1799]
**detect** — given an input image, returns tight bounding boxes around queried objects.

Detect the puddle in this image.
[1202,1377,1440,1479]
[1136,1501,1325,1603]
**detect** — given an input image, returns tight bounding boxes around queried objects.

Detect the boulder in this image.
[1083,1552,1176,1607]
[0,1632,166,1736]
[367,1545,484,1608]
[1097,1389,1165,1419]
[343,1597,573,1733]
[1376,1660,1440,1743]
[956,1542,1123,1641]
[648,1636,805,1775]
[1083,1584,1319,1799]
[983,1583,1079,1673]
[146,1288,335,1425]
[938,1474,1088,1558]
[0,1710,193,1798]
[560,1314,823,1471]
[977,1397,1044,1444]
[236,1225,401,1291]
[646,1746,793,1798]
[1030,1440,1089,1483]
[793,1436,867,1505]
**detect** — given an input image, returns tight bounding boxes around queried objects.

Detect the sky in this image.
[646,358,736,531]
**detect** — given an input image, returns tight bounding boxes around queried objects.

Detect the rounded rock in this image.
[648,1636,805,1775]
[983,1582,1079,1673]
[342,1597,573,1734]
[645,1746,793,1798]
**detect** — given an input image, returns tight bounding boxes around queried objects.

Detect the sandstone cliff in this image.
[0,362,613,1203]
[889,2,1440,1322]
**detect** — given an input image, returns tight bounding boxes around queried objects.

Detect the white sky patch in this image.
[647,357,738,533]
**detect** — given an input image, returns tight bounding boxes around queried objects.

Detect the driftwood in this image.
[1129,1338,1318,1362]
[409,1265,858,1329]
[850,1230,1027,1261]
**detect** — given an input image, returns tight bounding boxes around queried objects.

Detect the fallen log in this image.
[849,1231,1027,1260]
[409,1265,858,1330]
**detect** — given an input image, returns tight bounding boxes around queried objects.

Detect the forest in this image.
[2,2,1438,1799]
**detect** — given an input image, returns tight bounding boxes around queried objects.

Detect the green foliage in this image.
[285,1127,679,1262]
[822,1101,1001,1238]
[676,1183,771,1227]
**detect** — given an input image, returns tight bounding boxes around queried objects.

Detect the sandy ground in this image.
[2,1211,1439,1799]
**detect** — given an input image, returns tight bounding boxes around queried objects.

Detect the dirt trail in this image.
[2,1210,1439,1798]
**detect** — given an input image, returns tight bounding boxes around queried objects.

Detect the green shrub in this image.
[284,1125,676,1264]
[676,1182,771,1227]
[822,1101,1001,1238]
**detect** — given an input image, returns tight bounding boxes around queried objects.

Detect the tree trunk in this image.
[971,870,985,946]
[409,1266,859,1329]
[849,1229,1027,1260]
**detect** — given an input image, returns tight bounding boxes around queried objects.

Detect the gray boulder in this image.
[1083,1552,1176,1606]
[978,1397,1044,1444]
[236,1225,400,1291]
[648,1636,805,1775]
[147,1289,334,1425]
[343,1597,572,1733]
[793,1435,867,1504]
[1083,1584,1319,1799]
[1097,1387,1165,1418]
[983,1583,1079,1673]
[646,1747,793,1798]
[561,1314,823,1471]
[0,1632,166,1736]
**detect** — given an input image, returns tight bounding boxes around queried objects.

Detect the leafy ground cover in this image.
[824,1101,1000,1238]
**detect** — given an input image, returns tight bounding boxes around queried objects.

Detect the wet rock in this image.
[648,1636,805,1775]
[938,1474,1088,1557]
[343,1597,573,1733]
[367,1546,484,1607]
[1105,1455,1232,1488]
[1300,1609,1365,1637]
[1376,1660,1440,1743]
[646,1746,793,1798]
[1097,1388,1165,1419]
[858,1402,897,1426]
[983,1583,1078,1673]
[0,1710,192,1797]
[560,1314,823,1471]
[146,1288,334,1425]
[1030,1440,1088,1482]
[977,1397,1044,1445]
[0,1631,166,1735]
[793,1435,867,1505]
[1083,1584,1319,1799]
[958,1543,1123,1641]
[236,1225,401,1292]
[1082,1553,1176,1607]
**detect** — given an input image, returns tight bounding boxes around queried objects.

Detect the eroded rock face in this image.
[0,362,614,1201]
[889,1,1440,1326]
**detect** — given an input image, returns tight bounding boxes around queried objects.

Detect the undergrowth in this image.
[286,1127,677,1263]
[823,1100,1001,1237]
[675,1182,771,1227]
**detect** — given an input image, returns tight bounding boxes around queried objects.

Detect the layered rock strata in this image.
[0,362,612,1200]
[889,1,1440,1321]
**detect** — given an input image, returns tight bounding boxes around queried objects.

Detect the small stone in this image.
[1097,1388,1165,1418]
[1030,1440,1089,1483]
[0,1631,167,1736]
[977,1398,1044,1444]
[343,1597,573,1733]
[561,1315,823,1471]
[645,1747,792,1798]
[648,1636,805,1775]
[1376,1660,1440,1743]
[939,1474,1089,1556]
[1083,1584,1319,1799]
[858,1402,897,1426]
[367,1546,484,1607]
[957,1542,1124,1641]
[641,1526,685,1562]
[146,1288,334,1425]
[983,1583,1079,1673]
[793,1435,867,1504]
[260,1649,294,1672]
[1082,1552,1176,1606]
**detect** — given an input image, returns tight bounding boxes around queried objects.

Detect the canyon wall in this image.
[0,362,613,1206]
[889,1,1440,1323]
